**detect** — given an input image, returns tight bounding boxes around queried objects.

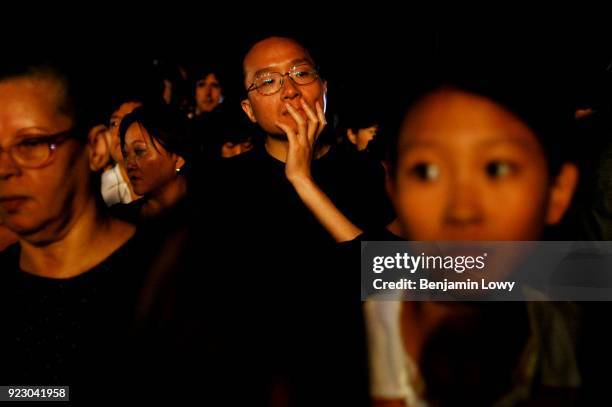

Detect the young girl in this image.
[366,72,581,406]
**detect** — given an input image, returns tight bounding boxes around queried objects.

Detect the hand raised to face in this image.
[275,99,326,182]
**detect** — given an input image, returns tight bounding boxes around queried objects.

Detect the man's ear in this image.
[546,163,579,225]
[241,99,257,123]
[88,124,111,172]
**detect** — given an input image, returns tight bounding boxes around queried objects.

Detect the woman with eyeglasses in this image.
[0,60,157,401]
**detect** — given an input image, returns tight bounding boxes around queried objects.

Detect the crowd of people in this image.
[0,34,611,406]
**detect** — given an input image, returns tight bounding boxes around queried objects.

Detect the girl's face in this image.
[390,88,576,241]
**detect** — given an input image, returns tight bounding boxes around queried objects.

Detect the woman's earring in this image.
[176,167,181,173]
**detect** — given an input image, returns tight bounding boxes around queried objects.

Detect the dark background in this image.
[6,12,610,110]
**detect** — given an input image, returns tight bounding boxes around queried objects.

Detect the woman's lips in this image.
[128,174,143,184]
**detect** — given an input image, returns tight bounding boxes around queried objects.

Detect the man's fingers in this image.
[315,101,326,125]
[315,101,327,140]
[301,99,320,144]
[285,103,307,143]
[275,121,297,145]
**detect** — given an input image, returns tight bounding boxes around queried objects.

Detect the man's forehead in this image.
[252,57,314,76]
[244,39,314,75]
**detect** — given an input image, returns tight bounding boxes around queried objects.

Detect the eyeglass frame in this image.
[246,64,320,96]
[0,129,74,169]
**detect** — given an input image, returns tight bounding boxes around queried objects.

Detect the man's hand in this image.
[275,99,326,183]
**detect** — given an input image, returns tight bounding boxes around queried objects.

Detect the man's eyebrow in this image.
[288,58,314,67]
[253,67,273,78]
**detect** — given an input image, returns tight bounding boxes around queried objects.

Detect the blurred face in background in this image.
[347,125,378,151]
[108,101,142,163]
[389,87,577,241]
[195,73,222,115]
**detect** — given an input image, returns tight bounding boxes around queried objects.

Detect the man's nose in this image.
[280,75,300,100]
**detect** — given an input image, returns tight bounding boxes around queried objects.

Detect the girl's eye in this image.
[411,162,440,181]
[486,160,515,179]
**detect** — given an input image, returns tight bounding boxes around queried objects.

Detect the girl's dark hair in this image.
[119,104,192,167]
[386,59,577,179]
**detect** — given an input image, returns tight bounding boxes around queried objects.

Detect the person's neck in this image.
[141,175,188,219]
[264,137,331,163]
[19,197,136,279]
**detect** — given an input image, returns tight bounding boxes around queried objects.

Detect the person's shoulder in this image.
[94,227,162,283]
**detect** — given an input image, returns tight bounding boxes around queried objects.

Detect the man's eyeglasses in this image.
[0,129,74,169]
[247,65,319,96]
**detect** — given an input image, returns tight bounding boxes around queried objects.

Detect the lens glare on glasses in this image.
[250,65,319,96]
[0,131,72,168]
